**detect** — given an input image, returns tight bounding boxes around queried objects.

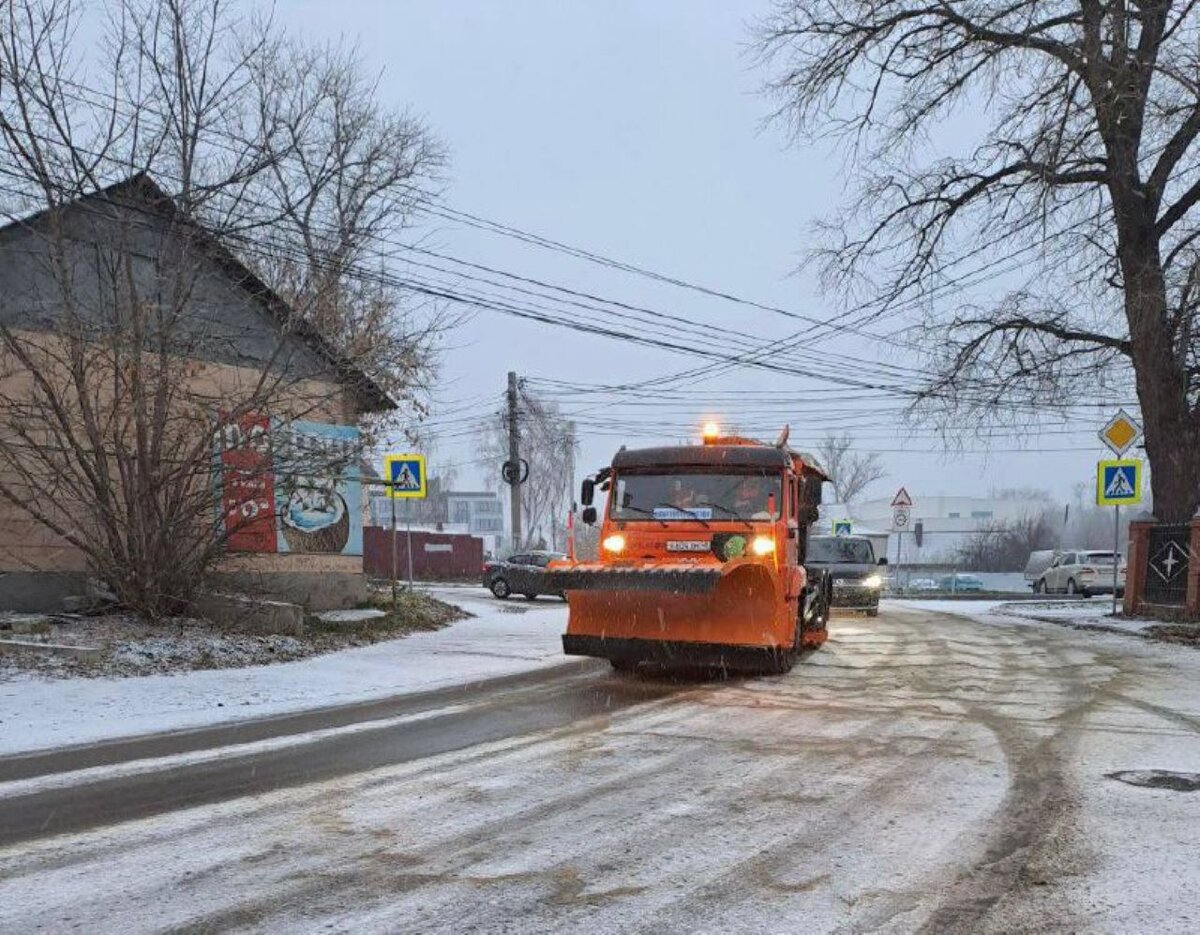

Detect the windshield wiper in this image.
[706,502,753,528]
[653,502,710,527]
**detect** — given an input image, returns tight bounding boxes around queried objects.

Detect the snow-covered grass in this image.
[0,587,568,757]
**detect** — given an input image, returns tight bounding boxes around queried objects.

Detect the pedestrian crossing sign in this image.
[832,520,852,537]
[384,453,427,499]
[1096,459,1141,506]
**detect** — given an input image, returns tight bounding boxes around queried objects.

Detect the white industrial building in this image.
[823,493,1050,565]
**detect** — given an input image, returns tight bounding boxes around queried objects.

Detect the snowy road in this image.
[3,602,1200,932]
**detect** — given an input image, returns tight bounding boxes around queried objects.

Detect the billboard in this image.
[216,414,362,556]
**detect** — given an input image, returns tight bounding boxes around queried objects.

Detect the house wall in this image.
[0,187,374,612]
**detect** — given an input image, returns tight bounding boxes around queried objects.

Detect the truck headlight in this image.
[602,534,626,553]
[863,574,882,588]
[751,536,775,557]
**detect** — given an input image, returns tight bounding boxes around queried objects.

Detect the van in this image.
[1024,550,1059,588]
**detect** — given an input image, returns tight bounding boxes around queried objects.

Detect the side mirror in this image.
[804,476,823,505]
[582,506,597,525]
[877,557,888,566]
[581,477,595,506]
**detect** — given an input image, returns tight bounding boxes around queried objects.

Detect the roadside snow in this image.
[0,588,568,757]
[888,596,1162,638]
[889,598,1007,618]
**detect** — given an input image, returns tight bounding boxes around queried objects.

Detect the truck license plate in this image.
[667,540,709,552]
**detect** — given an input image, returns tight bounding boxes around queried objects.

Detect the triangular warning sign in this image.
[890,487,913,508]
[1105,467,1135,498]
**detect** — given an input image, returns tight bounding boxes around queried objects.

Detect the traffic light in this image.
[914,520,924,548]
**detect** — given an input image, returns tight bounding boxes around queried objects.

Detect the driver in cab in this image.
[731,476,775,520]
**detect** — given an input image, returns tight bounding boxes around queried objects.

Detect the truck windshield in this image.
[611,471,782,522]
[808,537,875,563]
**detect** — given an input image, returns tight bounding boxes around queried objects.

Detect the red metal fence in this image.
[363,526,483,581]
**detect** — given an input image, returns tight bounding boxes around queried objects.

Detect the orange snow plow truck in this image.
[545,426,831,673]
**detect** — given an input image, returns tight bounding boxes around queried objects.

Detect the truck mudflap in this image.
[544,564,722,595]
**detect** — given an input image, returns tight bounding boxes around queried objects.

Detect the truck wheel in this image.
[490,578,510,599]
[801,570,830,632]
[865,607,879,617]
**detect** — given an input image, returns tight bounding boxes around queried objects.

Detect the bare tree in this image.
[0,0,440,615]
[758,1,1200,521]
[815,432,886,504]
[240,36,450,432]
[958,511,1059,571]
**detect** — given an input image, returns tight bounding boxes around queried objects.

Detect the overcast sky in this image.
[288,0,1124,507]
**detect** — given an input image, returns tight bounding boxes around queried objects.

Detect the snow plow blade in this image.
[555,562,788,670]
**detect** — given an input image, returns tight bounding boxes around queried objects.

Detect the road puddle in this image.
[1105,769,1200,792]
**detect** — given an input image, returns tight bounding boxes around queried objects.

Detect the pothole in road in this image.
[1105,770,1200,792]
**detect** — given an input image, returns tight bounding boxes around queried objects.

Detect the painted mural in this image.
[216,414,362,556]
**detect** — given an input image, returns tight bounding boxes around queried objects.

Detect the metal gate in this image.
[1143,524,1191,605]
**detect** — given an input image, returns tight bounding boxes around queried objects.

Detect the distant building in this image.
[445,491,505,536]
[367,488,505,556]
[824,493,1051,564]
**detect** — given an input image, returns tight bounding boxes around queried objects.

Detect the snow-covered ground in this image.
[4,604,1200,932]
[888,596,1163,638]
[0,587,568,756]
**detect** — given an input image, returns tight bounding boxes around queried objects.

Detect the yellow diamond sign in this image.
[1098,409,1142,457]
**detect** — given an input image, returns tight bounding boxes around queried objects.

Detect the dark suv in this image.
[805,535,887,615]
[482,551,567,600]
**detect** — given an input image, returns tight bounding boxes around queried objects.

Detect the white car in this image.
[1033,550,1126,597]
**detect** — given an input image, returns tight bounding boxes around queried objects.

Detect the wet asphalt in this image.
[0,658,689,847]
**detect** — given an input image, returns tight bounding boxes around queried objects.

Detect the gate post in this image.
[1188,517,1200,619]
[1124,520,1153,616]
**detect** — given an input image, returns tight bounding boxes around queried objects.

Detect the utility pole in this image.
[507,370,522,549]
[565,420,576,514]
[564,420,576,555]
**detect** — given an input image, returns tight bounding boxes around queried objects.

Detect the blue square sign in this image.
[384,453,426,499]
[1096,459,1141,506]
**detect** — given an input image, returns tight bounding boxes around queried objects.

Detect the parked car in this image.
[908,577,939,592]
[1033,550,1125,597]
[938,573,984,593]
[482,551,567,600]
[805,535,887,615]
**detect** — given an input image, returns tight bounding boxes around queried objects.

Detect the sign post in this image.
[1097,411,1143,616]
[383,454,428,604]
[891,488,913,589]
[390,492,397,611]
